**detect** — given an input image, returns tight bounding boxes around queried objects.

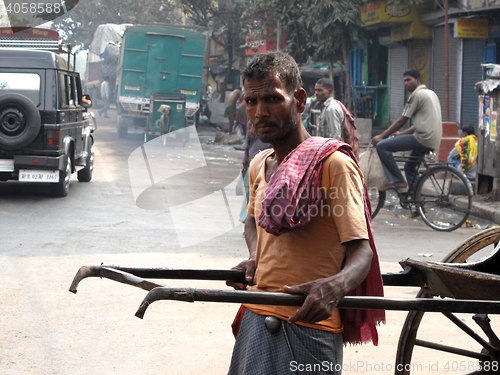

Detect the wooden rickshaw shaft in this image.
[68,266,500,320]
[135,287,500,319]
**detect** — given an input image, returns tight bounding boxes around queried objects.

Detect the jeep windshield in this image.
[0,72,41,106]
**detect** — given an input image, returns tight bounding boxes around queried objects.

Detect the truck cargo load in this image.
[85,24,129,104]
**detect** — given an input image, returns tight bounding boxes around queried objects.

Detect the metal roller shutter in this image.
[389,44,408,123]
[432,26,459,122]
[461,39,484,129]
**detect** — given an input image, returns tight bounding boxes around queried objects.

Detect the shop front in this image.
[457,19,489,128]
[357,0,433,127]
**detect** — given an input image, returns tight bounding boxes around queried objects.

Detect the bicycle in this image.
[368,151,474,232]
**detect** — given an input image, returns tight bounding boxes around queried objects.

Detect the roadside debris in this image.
[384,221,400,227]
[214,132,244,145]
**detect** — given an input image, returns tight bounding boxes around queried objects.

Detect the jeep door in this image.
[58,71,86,163]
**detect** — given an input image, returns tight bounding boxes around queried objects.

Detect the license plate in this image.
[19,169,59,183]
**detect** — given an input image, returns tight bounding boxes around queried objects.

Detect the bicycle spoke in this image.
[428,173,446,196]
[416,167,472,231]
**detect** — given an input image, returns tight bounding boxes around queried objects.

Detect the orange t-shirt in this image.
[244,148,368,332]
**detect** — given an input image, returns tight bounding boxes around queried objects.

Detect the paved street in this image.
[1,109,499,374]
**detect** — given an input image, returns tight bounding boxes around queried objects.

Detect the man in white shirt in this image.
[313,78,345,141]
[98,79,110,118]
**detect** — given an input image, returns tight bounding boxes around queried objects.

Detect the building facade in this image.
[354,0,500,131]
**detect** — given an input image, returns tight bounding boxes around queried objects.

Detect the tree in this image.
[309,0,364,110]
[182,0,250,102]
[250,0,315,64]
[252,0,364,110]
[51,0,181,48]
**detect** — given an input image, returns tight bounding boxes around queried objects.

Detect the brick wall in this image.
[438,122,460,162]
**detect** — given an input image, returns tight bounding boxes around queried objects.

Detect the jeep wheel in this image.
[51,156,71,197]
[77,140,94,182]
[0,94,41,150]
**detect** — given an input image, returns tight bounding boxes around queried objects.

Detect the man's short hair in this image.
[242,51,303,93]
[404,69,421,80]
[316,78,334,90]
[462,125,475,136]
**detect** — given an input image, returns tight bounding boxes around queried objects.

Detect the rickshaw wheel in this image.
[395,226,500,375]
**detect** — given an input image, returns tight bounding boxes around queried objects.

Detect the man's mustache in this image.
[255,120,278,128]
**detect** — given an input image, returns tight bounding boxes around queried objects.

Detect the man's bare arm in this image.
[397,125,415,135]
[226,216,257,290]
[372,116,409,146]
[284,239,373,324]
[244,215,257,256]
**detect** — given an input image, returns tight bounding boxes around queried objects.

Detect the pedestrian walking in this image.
[312,78,359,158]
[224,87,244,134]
[98,78,110,118]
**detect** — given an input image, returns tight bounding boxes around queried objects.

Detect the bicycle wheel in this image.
[415,166,473,231]
[367,187,385,219]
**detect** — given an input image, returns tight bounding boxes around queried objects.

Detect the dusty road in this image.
[1,111,498,374]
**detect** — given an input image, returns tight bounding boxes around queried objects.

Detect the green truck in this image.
[116,25,207,139]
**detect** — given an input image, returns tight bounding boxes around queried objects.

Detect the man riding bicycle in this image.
[372,69,442,192]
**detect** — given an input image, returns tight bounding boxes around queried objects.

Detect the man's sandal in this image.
[382,181,408,191]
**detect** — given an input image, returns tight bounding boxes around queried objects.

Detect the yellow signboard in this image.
[454,18,488,38]
[361,0,417,26]
[361,2,383,25]
[390,20,432,42]
[411,39,431,87]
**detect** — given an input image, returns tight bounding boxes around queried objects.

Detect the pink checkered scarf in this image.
[259,136,385,345]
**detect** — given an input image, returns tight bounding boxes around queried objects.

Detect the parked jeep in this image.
[0,48,95,197]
